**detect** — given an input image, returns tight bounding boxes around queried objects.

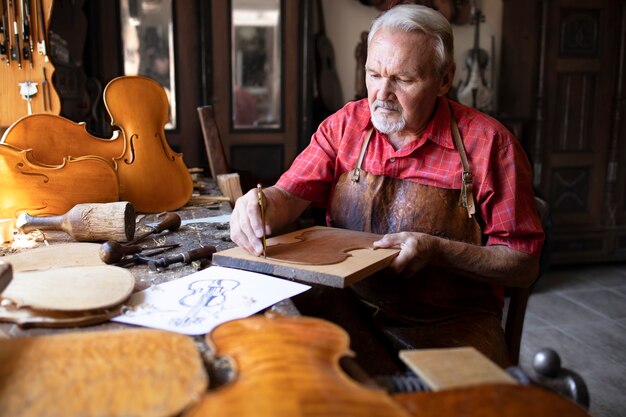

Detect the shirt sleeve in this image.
[478,138,545,258]
[275,116,340,206]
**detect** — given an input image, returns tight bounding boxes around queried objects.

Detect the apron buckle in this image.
[460,171,475,218]
[352,168,361,184]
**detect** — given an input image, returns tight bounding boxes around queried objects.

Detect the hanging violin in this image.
[457,3,492,110]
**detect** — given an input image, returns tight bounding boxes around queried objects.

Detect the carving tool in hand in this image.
[148,245,217,272]
[99,240,180,264]
[128,212,181,245]
[257,183,267,258]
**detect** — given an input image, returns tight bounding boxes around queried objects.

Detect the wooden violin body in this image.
[104,76,193,212]
[0,143,118,218]
[1,113,124,164]
[1,75,193,214]
[185,316,411,417]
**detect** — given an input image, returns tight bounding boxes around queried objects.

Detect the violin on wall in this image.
[1,76,193,216]
[313,0,344,124]
[457,3,492,111]
[0,0,60,127]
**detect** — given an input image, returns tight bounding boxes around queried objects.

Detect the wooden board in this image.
[212,226,399,288]
[0,329,208,417]
[2,265,134,311]
[399,347,517,391]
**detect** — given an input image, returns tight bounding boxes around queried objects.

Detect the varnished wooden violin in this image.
[1,75,193,214]
[0,142,118,218]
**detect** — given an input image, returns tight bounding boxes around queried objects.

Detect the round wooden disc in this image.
[2,266,135,311]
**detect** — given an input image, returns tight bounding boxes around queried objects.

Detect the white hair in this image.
[368,4,454,77]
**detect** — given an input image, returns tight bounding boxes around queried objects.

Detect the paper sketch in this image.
[172,279,240,327]
[112,266,310,335]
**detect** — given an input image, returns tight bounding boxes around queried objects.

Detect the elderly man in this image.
[230,4,544,374]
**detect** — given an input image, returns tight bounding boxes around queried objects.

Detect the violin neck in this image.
[472,8,483,53]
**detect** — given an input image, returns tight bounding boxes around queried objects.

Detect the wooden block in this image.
[0,218,15,243]
[216,173,243,205]
[212,226,399,288]
[399,347,517,391]
[0,329,208,417]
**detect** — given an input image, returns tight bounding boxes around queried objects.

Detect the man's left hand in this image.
[373,232,436,277]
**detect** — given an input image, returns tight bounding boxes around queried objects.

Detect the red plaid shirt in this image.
[277,97,544,257]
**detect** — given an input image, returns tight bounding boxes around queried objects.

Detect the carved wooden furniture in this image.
[501,0,625,264]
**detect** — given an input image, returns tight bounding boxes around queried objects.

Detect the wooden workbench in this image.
[0,180,593,417]
[0,178,238,339]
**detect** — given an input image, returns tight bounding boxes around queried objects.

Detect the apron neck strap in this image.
[352,128,374,183]
[449,104,476,218]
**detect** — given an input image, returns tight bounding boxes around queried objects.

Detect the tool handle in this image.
[16,212,64,233]
[151,245,216,269]
[154,213,182,233]
[100,240,142,264]
[129,213,181,244]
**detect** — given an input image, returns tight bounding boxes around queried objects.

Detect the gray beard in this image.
[370,100,406,134]
[371,112,406,134]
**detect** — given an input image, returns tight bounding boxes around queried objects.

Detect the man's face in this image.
[365,29,453,135]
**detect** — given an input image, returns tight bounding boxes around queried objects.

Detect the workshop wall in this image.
[323,0,503,110]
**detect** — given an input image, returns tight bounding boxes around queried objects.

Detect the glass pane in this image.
[120,0,177,129]
[231,0,282,129]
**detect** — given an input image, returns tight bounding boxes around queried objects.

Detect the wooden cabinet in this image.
[501,0,626,264]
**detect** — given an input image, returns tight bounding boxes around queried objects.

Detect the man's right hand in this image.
[230,188,270,256]
[229,186,311,256]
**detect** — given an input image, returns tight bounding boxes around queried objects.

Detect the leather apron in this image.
[322,112,510,369]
